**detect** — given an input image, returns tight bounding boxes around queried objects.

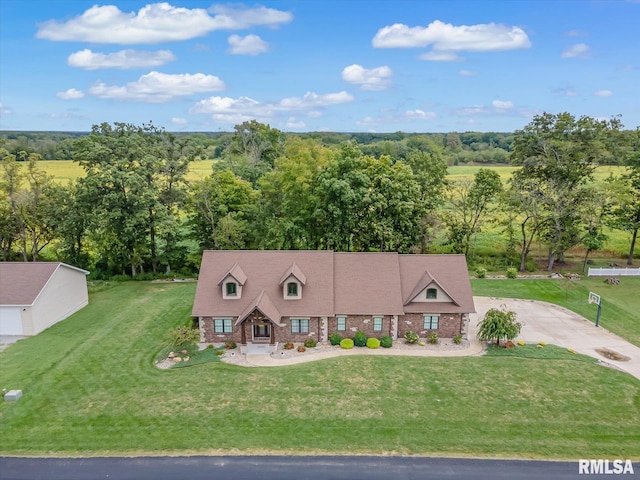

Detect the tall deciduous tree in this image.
[510,112,622,270]
[73,122,196,276]
[188,169,256,251]
[606,128,640,265]
[443,168,503,256]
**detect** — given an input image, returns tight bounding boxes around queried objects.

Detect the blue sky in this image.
[1,0,638,133]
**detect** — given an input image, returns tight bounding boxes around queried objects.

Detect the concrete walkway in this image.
[473,296,640,381]
[245,297,640,382]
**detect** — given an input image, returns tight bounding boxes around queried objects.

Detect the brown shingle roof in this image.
[399,254,475,314]
[279,262,307,286]
[0,262,89,306]
[192,250,335,319]
[236,290,283,326]
[192,251,475,318]
[217,262,247,286]
[333,252,404,315]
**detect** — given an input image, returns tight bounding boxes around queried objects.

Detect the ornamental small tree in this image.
[477,306,522,346]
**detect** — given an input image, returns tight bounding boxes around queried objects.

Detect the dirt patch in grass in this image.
[595,348,631,362]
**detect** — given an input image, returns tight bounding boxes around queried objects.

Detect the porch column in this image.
[241,323,246,345]
[321,317,328,343]
[270,322,275,345]
[391,315,398,340]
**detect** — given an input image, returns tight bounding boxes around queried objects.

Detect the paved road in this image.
[3,456,635,480]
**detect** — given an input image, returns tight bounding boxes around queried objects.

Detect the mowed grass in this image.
[472,277,640,347]
[1,282,639,458]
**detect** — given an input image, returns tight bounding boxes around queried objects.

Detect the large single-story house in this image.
[192,251,475,346]
[0,262,89,336]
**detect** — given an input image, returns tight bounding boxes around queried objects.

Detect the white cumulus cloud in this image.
[561,43,590,58]
[405,109,437,119]
[36,2,292,44]
[492,100,513,109]
[88,71,226,102]
[227,34,269,55]
[341,64,393,91]
[372,20,530,61]
[171,117,187,124]
[68,49,176,69]
[594,90,613,97]
[0,102,13,115]
[459,69,477,76]
[57,88,85,100]
[189,90,354,123]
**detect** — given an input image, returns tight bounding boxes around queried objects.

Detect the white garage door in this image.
[0,307,24,335]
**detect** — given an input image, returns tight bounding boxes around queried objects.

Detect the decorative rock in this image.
[173,357,182,362]
[181,350,188,354]
[168,352,175,358]
[183,356,190,362]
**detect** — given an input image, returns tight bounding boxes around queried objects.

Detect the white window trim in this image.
[222,280,242,300]
[283,277,302,300]
[291,318,309,333]
[214,318,233,333]
[373,316,383,332]
[423,314,439,330]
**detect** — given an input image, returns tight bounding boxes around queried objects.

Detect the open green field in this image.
[25,161,627,184]
[1,281,638,458]
[471,277,640,347]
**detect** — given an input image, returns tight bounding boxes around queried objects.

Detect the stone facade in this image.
[396,313,463,339]
[201,311,464,344]
[326,315,393,339]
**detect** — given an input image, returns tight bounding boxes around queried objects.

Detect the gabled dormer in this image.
[217,262,247,300]
[404,270,459,306]
[279,262,307,300]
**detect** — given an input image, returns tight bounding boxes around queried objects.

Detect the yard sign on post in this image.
[588,292,602,327]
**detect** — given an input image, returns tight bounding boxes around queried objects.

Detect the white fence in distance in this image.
[588,267,640,277]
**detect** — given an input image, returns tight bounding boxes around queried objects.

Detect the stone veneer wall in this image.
[326,315,393,339]
[396,313,462,339]
[199,315,322,344]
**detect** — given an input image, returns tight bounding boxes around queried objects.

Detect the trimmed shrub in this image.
[380,335,393,348]
[303,338,317,348]
[475,266,487,279]
[284,342,294,350]
[225,340,237,350]
[404,331,419,344]
[427,332,438,344]
[297,345,306,352]
[329,333,342,346]
[353,330,367,347]
[340,338,354,349]
[506,267,518,279]
[453,334,462,345]
[366,338,380,349]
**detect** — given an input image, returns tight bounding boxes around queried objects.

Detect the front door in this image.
[253,323,271,342]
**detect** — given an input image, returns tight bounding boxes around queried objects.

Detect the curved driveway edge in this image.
[472,296,640,381]
[246,296,640,382]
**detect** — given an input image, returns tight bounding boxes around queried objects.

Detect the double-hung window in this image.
[423,315,439,330]
[337,316,346,331]
[214,318,233,333]
[291,318,309,333]
[226,282,237,296]
[373,316,383,332]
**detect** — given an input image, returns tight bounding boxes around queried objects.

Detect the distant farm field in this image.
[23,161,628,184]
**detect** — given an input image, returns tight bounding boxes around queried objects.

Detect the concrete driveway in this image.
[472,296,640,381]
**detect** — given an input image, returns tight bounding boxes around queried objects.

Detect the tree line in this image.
[1,113,638,277]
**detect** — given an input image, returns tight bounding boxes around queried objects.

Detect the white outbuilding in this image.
[0,262,89,337]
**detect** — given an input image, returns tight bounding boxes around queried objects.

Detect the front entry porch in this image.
[240,310,277,346]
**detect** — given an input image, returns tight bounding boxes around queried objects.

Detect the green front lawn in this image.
[1,281,638,459]
[471,277,640,347]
